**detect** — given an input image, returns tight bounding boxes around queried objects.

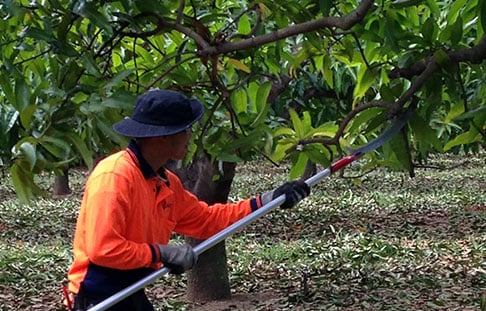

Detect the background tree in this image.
[1,0,485,303]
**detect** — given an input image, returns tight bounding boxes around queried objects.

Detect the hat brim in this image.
[113,98,204,138]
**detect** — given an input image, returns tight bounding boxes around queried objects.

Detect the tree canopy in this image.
[1,0,485,203]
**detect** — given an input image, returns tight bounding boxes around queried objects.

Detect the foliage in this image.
[0,152,484,310]
[0,0,485,202]
[271,108,338,179]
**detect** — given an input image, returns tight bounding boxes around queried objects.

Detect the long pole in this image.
[89,103,416,311]
[88,155,359,311]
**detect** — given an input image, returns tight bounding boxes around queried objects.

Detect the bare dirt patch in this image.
[185,291,282,311]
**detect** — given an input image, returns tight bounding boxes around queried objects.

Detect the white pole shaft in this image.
[90,167,335,311]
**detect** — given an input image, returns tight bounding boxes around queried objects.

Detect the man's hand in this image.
[260,181,311,209]
[157,244,198,274]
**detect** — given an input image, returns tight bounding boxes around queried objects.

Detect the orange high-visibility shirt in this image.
[67,143,260,296]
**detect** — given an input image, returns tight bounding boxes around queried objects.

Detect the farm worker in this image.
[65,89,310,311]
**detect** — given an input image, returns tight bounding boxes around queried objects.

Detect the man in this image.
[66,89,310,310]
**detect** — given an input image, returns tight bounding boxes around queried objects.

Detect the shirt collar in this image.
[127,140,167,180]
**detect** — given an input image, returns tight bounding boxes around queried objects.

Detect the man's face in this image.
[164,128,192,160]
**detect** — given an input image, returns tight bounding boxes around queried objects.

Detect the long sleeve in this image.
[164,169,258,240]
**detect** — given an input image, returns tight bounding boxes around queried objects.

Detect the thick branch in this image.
[449,34,486,64]
[199,0,374,56]
[121,1,373,59]
[389,34,486,79]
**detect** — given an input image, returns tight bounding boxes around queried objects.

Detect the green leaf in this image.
[433,49,451,67]
[228,58,251,73]
[271,142,294,162]
[353,66,376,103]
[134,45,155,65]
[102,92,136,110]
[390,134,410,171]
[176,39,189,64]
[289,108,305,138]
[289,152,308,180]
[480,292,486,311]
[319,0,333,16]
[65,132,93,169]
[410,114,443,152]
[217,152,243,163]
[453,105,486,121]
[381,140,406,171]
[450,16,463,46]
[480,0,486,34]
[80,53,101,77]
[10,162,46,204]
[347,108,385,135]
[231,88,248,114]
[15,78,30,111]
[444,102,465,124]
[103,69,134,91]
[448,0,468,24]
[426,0,440,15]
[250,81,272,127]
[11,163,33,205]
[322,54,334,88]
[96,116,127,147]
[19,105,36,130]
[444,127,480,151]
[40,135,71,159]
[18,142,37,171]
[61,60,83,90]
[302,111,313,132]
[0,107,19,135]
[304,144,331,167]
[238,14,251,35]
[56,10,72,41]
[73,1,113,34]
[384,16,400,52]
[274,127,296,137]
[224,129,265,152]
[390,0,422,8]
[0,72,15,105]
[311,121,338,138]
[20,26,54,42]
[135,1,171,14]
[421,16,437,43]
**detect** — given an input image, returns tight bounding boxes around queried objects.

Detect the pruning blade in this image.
[346,102,417,156]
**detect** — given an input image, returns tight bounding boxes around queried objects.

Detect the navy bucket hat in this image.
[113,89,205,138]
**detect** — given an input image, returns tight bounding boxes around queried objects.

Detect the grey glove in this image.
[157,244,198,274]
[260,180,310,209]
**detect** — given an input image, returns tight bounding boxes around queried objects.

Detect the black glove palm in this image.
[260,180,310,209]
[158,244,198,274]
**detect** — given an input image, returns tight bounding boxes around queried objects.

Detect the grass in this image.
[0,151,485,310]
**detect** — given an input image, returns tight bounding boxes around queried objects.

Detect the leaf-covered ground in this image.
[0,151,485,310]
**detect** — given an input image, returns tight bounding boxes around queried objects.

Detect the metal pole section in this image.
[89,167,337,311]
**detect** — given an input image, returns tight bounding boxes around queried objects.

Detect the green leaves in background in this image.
[481,0,486,34]
[211,82,274,163]
[1,0,485,203]
[410,113,443,155]
[272,108,337,179]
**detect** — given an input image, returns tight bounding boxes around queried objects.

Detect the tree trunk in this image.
[166,155,237,302]
[52,166,71,196]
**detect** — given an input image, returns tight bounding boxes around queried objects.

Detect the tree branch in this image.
[285,100,392,154]
[199,0,374,56]
[389,33,486,79]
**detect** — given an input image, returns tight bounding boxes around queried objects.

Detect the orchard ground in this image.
[0,151,484,310]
